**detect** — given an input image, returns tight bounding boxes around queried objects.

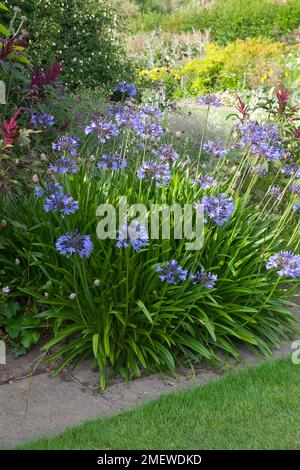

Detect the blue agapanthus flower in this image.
[266,251,300,278]
[115,81,137,97]
[52,136,79,156]
[137,160,172,187]
[190,268,218,288]
[193,175,218,190]
[55,230,93,258]
[114,107,136,128]
[31,113,55,129]
[35,181,64,197]
[44,191,79,218]
[97,153,127,170]
[290,184,300,196]
[157,260,187,285]
[252,164,268,177]
[50,156,78,174]
[267,186,282,201]
[198,93,222,107]
[200,193,234,226]
[203,140,228,158]
[84,118,119,143]
[116,219,148,252]
[280,163,300,177]
[293,201,300,211]
[140,106,163,121]
[132,114,164,140]
[233,121,284,161]
[152,144,179,164]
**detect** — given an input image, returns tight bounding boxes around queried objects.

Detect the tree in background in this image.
[3,0,130,89]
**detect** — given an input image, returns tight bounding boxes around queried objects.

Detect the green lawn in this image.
[17,357,300,450]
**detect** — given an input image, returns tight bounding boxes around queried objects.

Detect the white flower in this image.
[69,293,76,300]
[94,279,100,287]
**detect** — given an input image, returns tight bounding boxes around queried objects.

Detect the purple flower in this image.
[203,140,228,158]
[140,106,163,121]
[115,107,136,128]
[84,118,119,143]
[2,286,10,294]
[198,93,222,107]
[55,230,93,258]
[280,164,300,177]
[152,144,179,164]
[190,268,217,288]
[31,113,55,129]
[290,184,300,196]
[193,175,218,189]
[35,181,63,197]
[267,186,282,201]
[116,220,148,252]
[266,251,300,278]
[233,121,284,161]
[252,165,268,176]
[132,113,164,140]
[137,160,172,187]
[293,201,300,211]
[50,156,78,174]
[157,260,187,285]
[115,81,137,97]
[200,193,234,226]
[52,136,79,156]
[97,153,127,170]
[44,191,79,218]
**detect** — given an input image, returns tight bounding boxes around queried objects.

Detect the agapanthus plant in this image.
[56,230,93,258]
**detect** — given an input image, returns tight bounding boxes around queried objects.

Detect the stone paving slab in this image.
[0,300,299,449]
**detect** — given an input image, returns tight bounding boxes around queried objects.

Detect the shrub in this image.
[157,0,300,44]
[4,0,131,89]
[179,38,289,95]
[1,94,299,386]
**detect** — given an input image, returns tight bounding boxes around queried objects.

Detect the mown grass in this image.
[17,357,300,450]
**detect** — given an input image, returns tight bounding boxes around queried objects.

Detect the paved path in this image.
[1,299,299,449]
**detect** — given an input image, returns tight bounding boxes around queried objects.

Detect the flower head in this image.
[266,251,300,278]
[52,136,79,156]
[157,260,187,285]
[233,121,284,161]
[56,230,93,258]
[190,268,217,288]
[267,186,282,201]
[281,164,300,177]
[44,191,79,218]
[192,175,218,190]
[198,93,222,107]
[114,81,137,97]
[50,156,78,174]
[116,219,148,252]
[203,140,228,158]
[31,113,55,129]
[201,194,234,226]
[137,160,172,187]
[132,111,164,140]
[152,144,179,164]
[2,286,10,294]
[84,118,119,143]
[293,201,300,211]
[291,184,300,196]
[97,153,127,170]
